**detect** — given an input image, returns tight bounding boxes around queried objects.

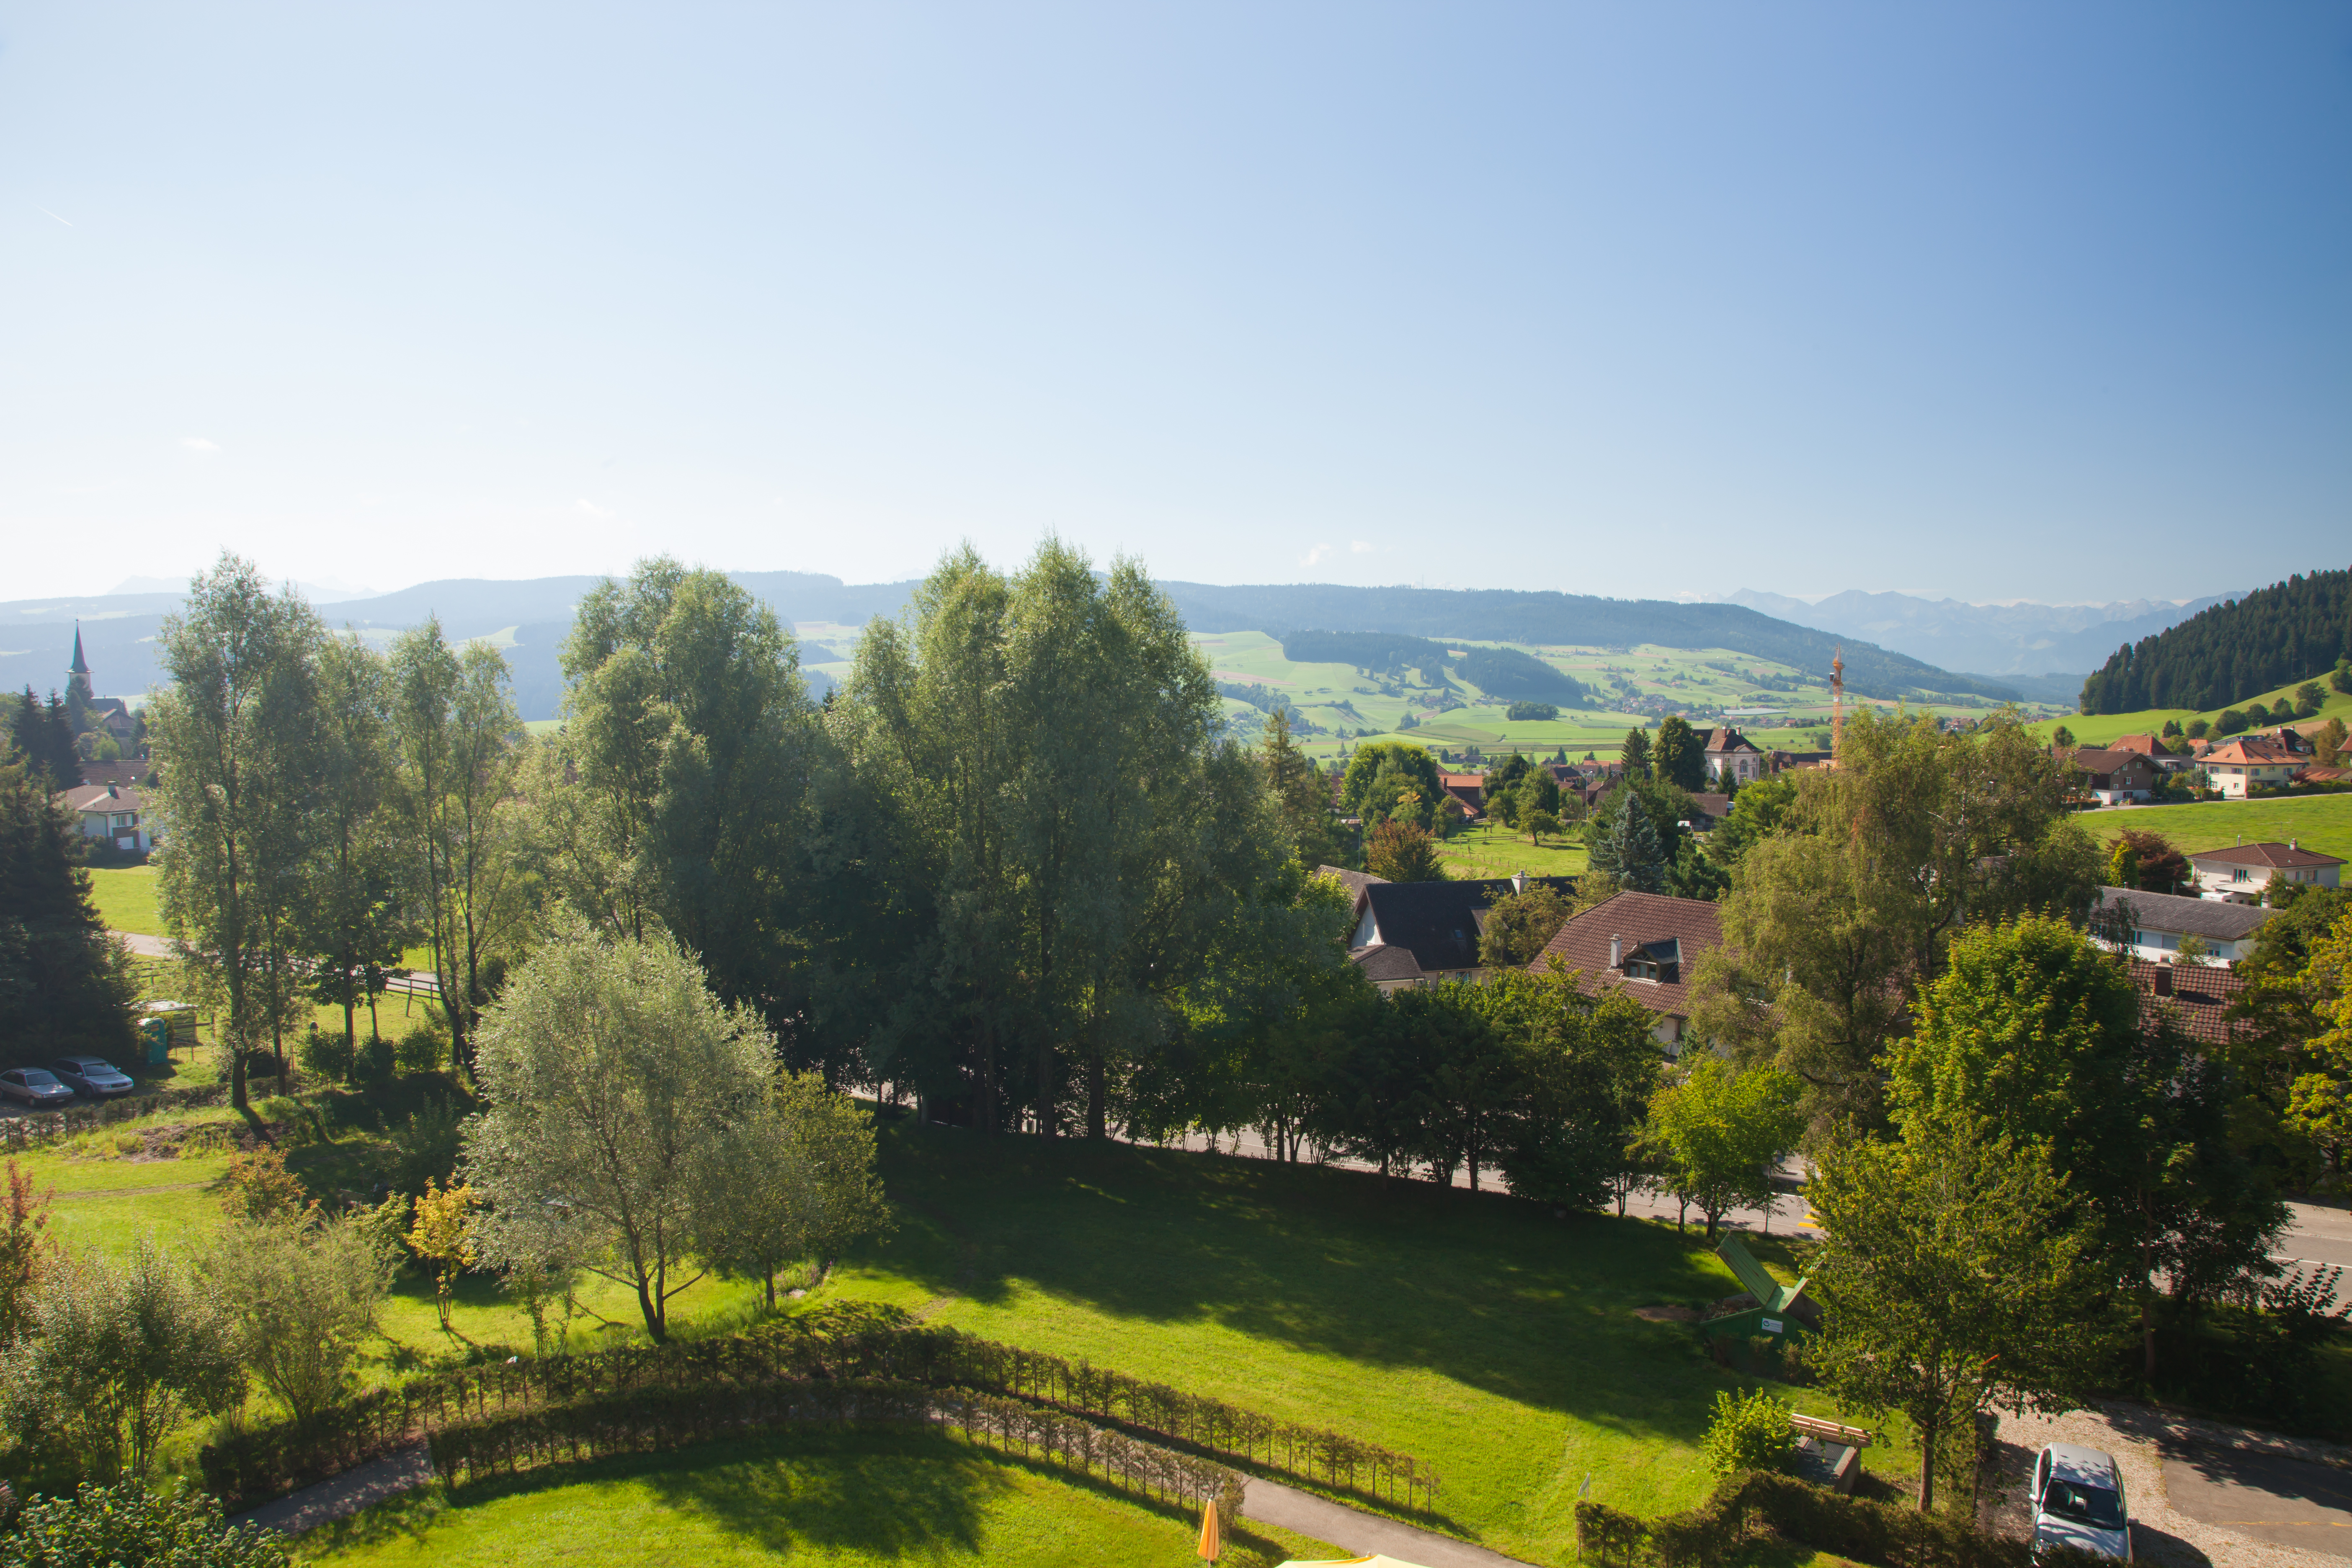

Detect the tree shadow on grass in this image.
[859,1126,1751,1449]
[655,1427,1006,1557]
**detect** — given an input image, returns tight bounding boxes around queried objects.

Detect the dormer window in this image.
[1627,957,1662,982]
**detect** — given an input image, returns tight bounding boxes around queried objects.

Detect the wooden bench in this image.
[1790,1413,1872,1448]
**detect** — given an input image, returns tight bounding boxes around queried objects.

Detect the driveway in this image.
[2164,1448,2352,1555]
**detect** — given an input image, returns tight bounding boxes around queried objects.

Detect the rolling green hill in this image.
[2079,567,2351,715]
[2026,673,2352,748]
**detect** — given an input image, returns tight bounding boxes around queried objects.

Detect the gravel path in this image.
[1240,1475,1536,1567]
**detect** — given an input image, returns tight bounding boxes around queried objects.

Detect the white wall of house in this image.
[2200,762,2296,798]
[2190,859,2339,898]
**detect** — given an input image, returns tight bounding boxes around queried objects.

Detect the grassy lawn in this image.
[86,864,164,936]
[2082,794,2352,863]
[2026,676,2352,748]
[295,1429,1343,1567]
[828,1126,1917,1564]
[1436,822,1591,879]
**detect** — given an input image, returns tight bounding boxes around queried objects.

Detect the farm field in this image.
[1435,822,1590,880]
[2082,794,2352,864]
[86,864,163,936]
[294,1429,1340,1568]
[826,1124,1918,1565]
[2027,674,2352,748]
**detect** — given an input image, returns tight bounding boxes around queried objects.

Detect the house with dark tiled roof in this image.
[2187,840,2343,903]
[2065,747,2161,805]
[2127,959,2251,1049]
[1346,872,1576,992]
[1524,890,1723,1052]
[2091,885,2274,963]
[1701,726,1766,784]
[57,782,150,852]
[1684,792,1732,830]
[1317,865,1387,920]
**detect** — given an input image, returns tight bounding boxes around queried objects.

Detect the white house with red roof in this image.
[2196,736,2303,797]
[2186,840,2342,903]
[1701,727,1766,784]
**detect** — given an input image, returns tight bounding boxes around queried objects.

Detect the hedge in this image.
[200,1303,1435,1514]
[0,1083,242,1149]
[424,1377,1243,1529]
[1575,1470,2110,1568]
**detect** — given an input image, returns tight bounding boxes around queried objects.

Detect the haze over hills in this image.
[1718,588,2239,697]
[5,572,2018,722]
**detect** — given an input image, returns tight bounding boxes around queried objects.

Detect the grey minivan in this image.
[2033,1443,2131,1561]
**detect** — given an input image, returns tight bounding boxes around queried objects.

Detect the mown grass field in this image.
[86,864,164,936]
[1435,822,1591,879]
[294,1429,1341,1567]
[2082,794,2352,864]
[827,1125,1918,1565]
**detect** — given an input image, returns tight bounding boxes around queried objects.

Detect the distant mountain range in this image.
[4,573,2018,722]
[1718,588,2239,700]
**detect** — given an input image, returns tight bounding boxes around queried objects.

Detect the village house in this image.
[1701,726,1767,784]
[1524,890,1723,1054]
[2091,885,2273,963]
[1347,872,1575,992]
[58,782,151,852]
[2066,745,2161,805]
[1439,772,1487,817]
[2185,840,2344,902]
[2196,736,2302,797]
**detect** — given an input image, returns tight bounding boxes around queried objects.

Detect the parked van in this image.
[2032,1443,2130,1562]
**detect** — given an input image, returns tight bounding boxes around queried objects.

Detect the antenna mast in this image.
[1831,647,1845,760]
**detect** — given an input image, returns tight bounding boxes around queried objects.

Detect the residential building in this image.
[2091,885,2273,963]
[2066,747,2161,805]
[1439,772,1487,816]
[58,782,151,852]
[1316,865,1387,919]
[1347,872,1576,991]
[1524,890,1723,1052]
[1701,726,1767,784]
[2197,736,2303,797]
[1684,792,1732,830]
[2186,840,2344,902]
[2127,959,2251,1049]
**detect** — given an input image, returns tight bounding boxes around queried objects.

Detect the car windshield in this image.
[20,1071,60,1088]
[2045,1481,2125,1530]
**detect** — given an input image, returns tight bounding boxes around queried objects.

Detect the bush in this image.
[1507,701,1560,722]
[0,1483,286,1568]
[384,1098,468,1196]
[395,1023,446,1075]
[2216,709,2248,736]
[352,1035,395,1084]
[2186,718,2210,739]
[296,1027,353,1084]
[1576,1469,2039,1568]
[1700,1389,1794,1478]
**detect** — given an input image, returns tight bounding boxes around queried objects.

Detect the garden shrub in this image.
[297,1026,353,1084]
[1701,1388,1793,1478]
[352,1035,395,1084]
[395,1023,446,1075]
[1577,1469,2038,1568]
[384,1098,468,1196]
[0,1483,285,1568]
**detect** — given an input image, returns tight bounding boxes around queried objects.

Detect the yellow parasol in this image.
[1197,1496,1222,1562]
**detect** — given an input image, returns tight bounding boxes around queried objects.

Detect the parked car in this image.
[0,1068,76,1109]
[2033,1443,2131,1562]
[51,1056,136,1098]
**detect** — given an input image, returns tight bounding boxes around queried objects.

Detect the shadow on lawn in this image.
[858,1124,1747,1449]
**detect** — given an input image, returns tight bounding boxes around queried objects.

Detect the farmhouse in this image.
[2091,885,2273,963]
[2197,736,2301,798]
[2066,746,2160,805]
[58,782,151,852]
[1524,890,1723,1053]
[2187,840,2344,903]
[1347,872,1574,992]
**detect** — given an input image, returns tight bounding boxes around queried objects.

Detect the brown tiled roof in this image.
[2126,959,2249,1047]
[1702,727,1761,755]
[2294,765,2352,785]
[1349,944,1427,984]
[1527,890,1724,1019]
[2187,841,2345,870]
[2200,737,2300,766]
[2110,734,2164,755]
[1687,792,1732,819]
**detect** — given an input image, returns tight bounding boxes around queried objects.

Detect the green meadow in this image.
[2026,673,2352,748]
[2081,793,2352,864]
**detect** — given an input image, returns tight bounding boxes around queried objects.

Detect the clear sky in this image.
[3,3,2346,606]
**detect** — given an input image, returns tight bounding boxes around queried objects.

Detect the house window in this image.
[1627,958,1660,981]
[2233,869,2249,882]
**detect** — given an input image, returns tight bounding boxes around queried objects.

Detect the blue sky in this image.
[3,2,2346,606]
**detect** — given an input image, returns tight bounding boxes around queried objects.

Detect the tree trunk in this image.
[1086,1050,1107,1138]
[1916,1411,1939,1512]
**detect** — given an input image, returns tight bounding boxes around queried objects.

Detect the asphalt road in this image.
[2163,1447,2352,1555]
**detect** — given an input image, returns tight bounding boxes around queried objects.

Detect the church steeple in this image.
[70,623,89,677]
[67,622,94,716]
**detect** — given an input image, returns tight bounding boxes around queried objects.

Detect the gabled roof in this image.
[2110,733,2164,755]
[1686,792,1732,820]
[1317,866,1388,908]
[2187,841,2344,870]
[59,783,144,813]
[1701,727,1761,755]
[1348,944,1428,984]
[1527,890,1724,1018]
[1359,876,1576,975]
[2069,747,2157,773]
[2094,886,2275,942]
[2125,959,2250,1048]
[2200,737,2300,766]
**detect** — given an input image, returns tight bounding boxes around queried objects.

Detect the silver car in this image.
[52,1056,137,1098]
[0,1068,76,1108]
[2033,1443,2131,1561]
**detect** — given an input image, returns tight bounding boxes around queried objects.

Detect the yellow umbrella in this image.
[1197,1497,1222,1562]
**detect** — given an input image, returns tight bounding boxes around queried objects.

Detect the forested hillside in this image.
[1274,630,1590,704]
[2077,567,2352,714]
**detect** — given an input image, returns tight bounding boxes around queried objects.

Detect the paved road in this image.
[1241,1475,1534,1567]
[2162,1447,2352,1556]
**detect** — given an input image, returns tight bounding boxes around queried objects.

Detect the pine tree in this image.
[1588,785,1668,893]
[6,688,81,792]
[0,758,138,1053]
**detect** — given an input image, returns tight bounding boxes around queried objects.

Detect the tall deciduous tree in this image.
[1653,715,1706,791]
[1476,883,1573,969]
[389,620,532,1072]
[464,921,772,1341]
[150,555,326,1108]
[299,634,411,1057]
[1805,1122,2108,1511]
[1639,1057,1803,1238]
[693,1070,891,1308]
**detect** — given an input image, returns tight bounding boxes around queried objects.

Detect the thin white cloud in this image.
[577,498,612,519]
[180,437,220,456]
[40,208,73,227]
[1350,540,1375,554]
[1300,542,1332,567]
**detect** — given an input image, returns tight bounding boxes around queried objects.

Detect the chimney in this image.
[2291,837,2298,852]
[1609,934,1622,968]
[1512,870,1526,895]
[2151,965,2172,998]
